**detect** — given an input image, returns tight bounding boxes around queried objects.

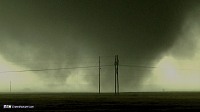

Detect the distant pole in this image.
[114,55,119,95]
[10,81,11,93]
[114,55,117,95]
[116,55,119,94]
[99,56,101,94]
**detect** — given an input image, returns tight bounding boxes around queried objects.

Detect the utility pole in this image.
[114,55,119,95]
[116,55,119,94]
[114,55,117,94]
[99,56,101,94]
[10,80,11,93]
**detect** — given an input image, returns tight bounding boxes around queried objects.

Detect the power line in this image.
[0,66,99,74]
[101,64,113,67]
[1,62,197,74]
[8,55,115,61]
[119,64,157,69]
[120,65,200,71]
[0,65,114,74]
[3,64,194,74]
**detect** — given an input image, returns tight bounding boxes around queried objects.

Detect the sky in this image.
[0,0,200,92]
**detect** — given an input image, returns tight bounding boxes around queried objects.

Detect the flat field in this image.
[1,92,200,111]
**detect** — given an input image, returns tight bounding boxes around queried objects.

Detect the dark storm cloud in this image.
[0,0,197,91]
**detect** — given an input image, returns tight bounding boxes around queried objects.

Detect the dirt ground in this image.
[1,92,200,111]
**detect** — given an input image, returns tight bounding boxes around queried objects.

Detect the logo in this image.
[3,105,11,108]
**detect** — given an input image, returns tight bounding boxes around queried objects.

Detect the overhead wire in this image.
[0,65,115,74]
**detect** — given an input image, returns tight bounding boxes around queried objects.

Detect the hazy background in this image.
[0,0,200,92]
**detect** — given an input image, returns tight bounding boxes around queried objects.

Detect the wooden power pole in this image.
[10,80,11,93]
[114,55,119,95]
[116,55,119,94]
[114,55,116,94]
[99,56,101,94]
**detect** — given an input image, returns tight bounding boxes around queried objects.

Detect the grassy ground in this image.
[1,92,200,111]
